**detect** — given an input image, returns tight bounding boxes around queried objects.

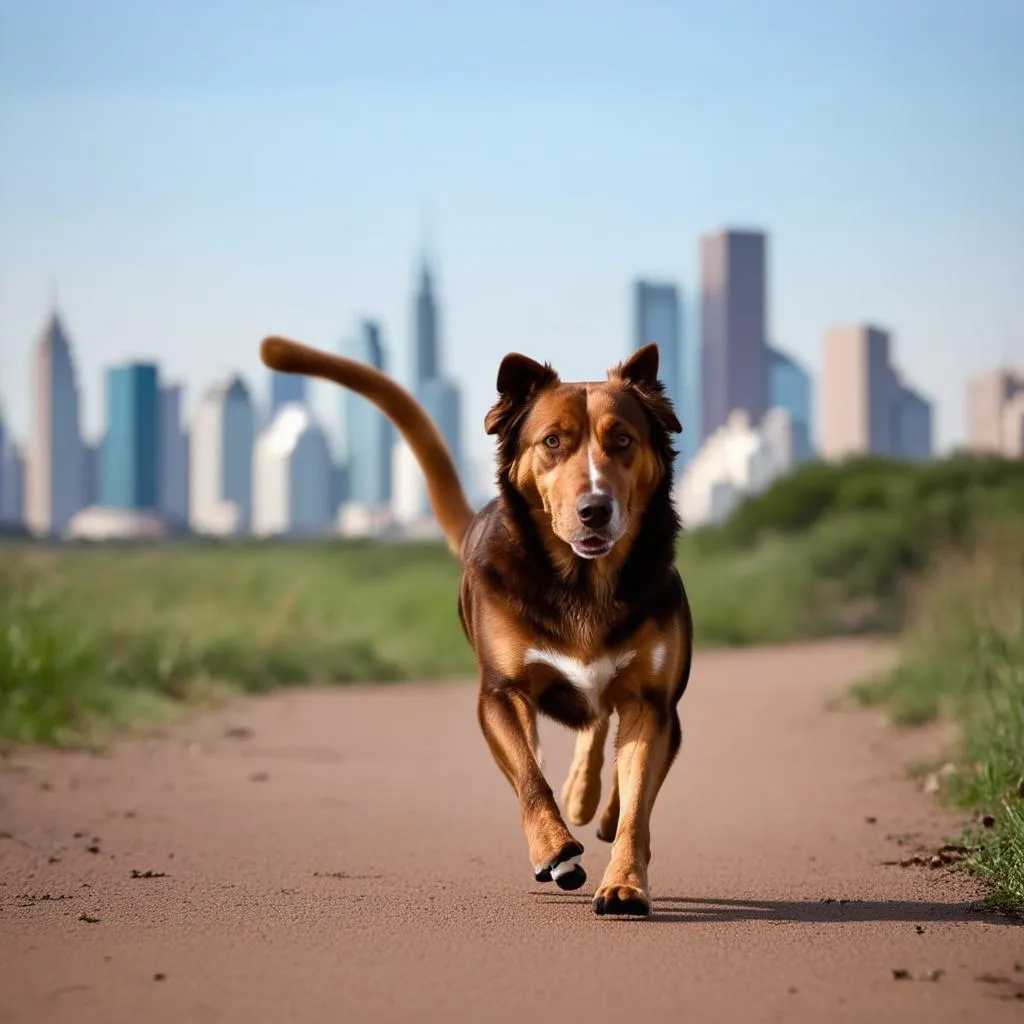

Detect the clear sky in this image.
[1,0,1022,467]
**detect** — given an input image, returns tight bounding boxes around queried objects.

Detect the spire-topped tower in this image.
[26,306,85,534]
[412,217,440,390]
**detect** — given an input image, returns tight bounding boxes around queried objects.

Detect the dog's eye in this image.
[543,434,561,449]
[615,433,633,449]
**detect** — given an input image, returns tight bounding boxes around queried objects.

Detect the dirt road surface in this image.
[2,639,1022,1023]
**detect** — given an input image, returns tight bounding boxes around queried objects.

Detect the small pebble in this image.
[892,969,911,981]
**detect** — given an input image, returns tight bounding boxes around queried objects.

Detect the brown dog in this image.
[259,336,693,917]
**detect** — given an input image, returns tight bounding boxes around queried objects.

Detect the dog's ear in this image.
[484,353,559,436]
[609,344,683,435]
[613,343,661,391]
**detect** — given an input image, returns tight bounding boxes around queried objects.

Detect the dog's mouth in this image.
[570,533,616,560]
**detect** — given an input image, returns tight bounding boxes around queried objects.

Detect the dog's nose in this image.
[577,492,613,529]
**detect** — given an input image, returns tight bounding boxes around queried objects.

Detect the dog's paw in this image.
[592,884,650,917]
[533,840,586,891]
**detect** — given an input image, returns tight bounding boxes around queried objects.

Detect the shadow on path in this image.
[533,893,1024,926]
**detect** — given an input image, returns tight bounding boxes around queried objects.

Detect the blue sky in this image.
[1,0,1022,465]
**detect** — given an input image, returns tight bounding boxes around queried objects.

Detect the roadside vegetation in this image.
[851,518,1024,912]
[2,452,1023,747]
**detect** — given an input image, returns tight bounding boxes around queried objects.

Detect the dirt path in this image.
[1,639,1022,1023]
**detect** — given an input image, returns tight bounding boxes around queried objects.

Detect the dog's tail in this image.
[259,335,474,558]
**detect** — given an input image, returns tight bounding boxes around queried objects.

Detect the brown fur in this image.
[259,336,693,917]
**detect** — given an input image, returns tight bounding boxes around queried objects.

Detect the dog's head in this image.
[485,344,681,561]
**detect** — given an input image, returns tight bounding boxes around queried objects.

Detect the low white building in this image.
[66,506,172,541]
[676,408,798,529]
[190,374,254,536]
[253,404,334,537]
[337,501,396,538]
[390,438,435,532]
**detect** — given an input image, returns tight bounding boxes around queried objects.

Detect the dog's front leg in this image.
[592,695,676,917]
[477,684,587,890]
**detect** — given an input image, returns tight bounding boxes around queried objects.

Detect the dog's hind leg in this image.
[478,684,586,891]
[591,695,679,917]
[560,714,609,826]
[595,766,620,842]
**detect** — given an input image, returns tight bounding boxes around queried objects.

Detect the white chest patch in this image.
[524,648,636,706]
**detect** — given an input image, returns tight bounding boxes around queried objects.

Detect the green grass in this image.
[850,520,1024,912]
[3,452,1024,748]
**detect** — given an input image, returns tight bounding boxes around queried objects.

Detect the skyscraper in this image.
[0,405,25,526]
[342,319,392,509]
[632,280,685,466]
[268,370,307,420]
[189,374,255,535]
[0,434,25,526]
[100,362,160,510]
[159,383,190,524]
[767,345,814,463]
[412,259,439,390]
[699,229,768,440]
[26,309,85,535]
[253,404,333,536]
[420,376,462,479]
[821,325,933,461]
[409,252,463,514]
[966,368,1024,457]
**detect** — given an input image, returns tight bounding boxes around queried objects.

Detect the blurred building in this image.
[0,407,25,526]
[330,461,349,518]
[632,280,686,469]
[253,403,333,536]
[966,368,1024,458]
[100,361,160,510]
[189,374,255,535]
[342,319,393,509]
[420,375,462,476]
[767,345,814,463]
[82,441,100,506]
[67,506,172,541]
[412,257,440,390]
[700,229,768,441]
[159,383,190,525]
[391,438,428,529]
[676,408,795,529]
[409,251,463,516]
[268,370,307,421]
[26,309,85,535]
[821,325,933,461]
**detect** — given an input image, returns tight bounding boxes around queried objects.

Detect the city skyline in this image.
[1,258,1019,537]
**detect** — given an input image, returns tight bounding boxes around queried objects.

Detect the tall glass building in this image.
[699,230,768,441]
[412,261,439,390]
[342,320,392,508]
[100,362,160,509]
[632,280,686,467]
